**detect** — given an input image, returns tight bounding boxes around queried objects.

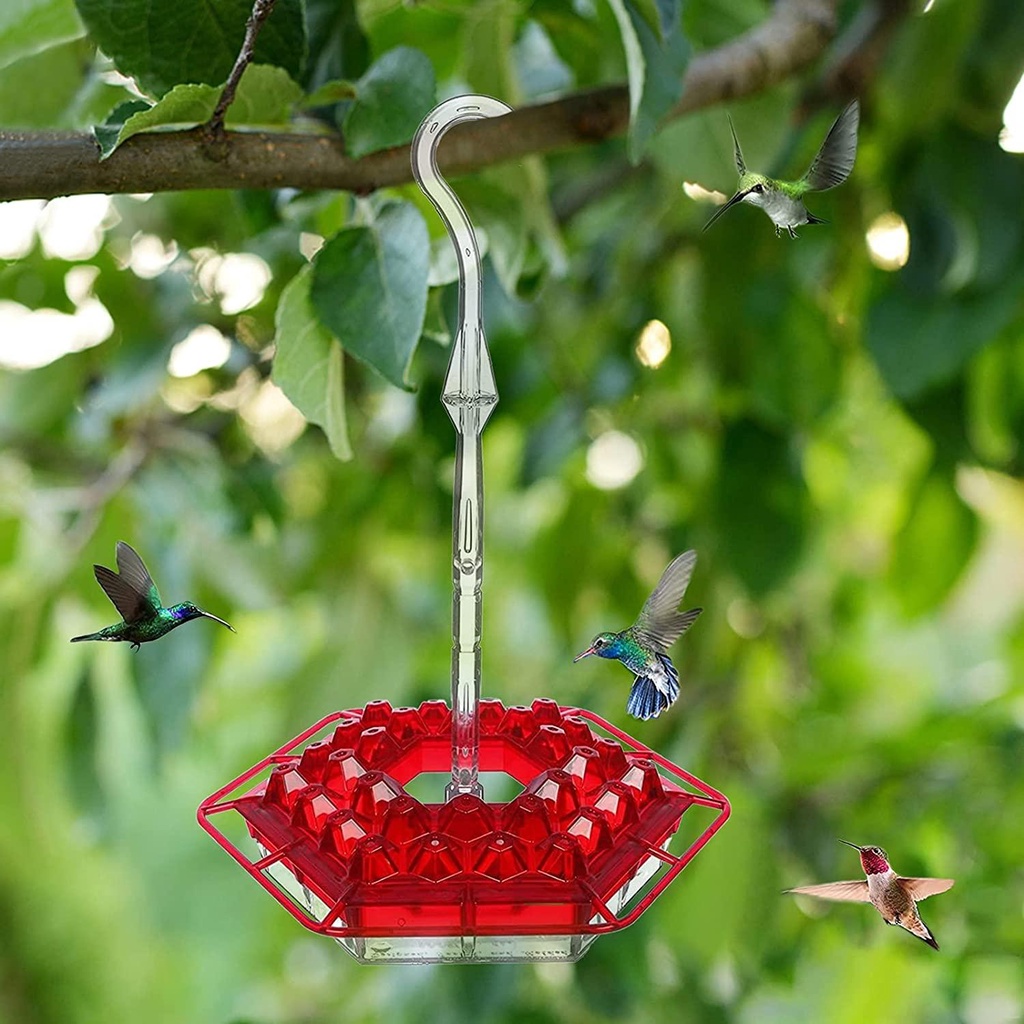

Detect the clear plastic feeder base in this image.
[198,698,730,965]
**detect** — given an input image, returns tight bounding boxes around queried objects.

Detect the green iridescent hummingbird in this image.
[573,550,702,721]
[702,99,860,238]
[71,541,234,650]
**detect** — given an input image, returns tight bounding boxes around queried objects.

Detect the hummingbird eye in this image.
[593,637,605,648]
[752,183,764,193]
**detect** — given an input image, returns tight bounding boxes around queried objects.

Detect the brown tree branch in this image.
[0,0,841,202]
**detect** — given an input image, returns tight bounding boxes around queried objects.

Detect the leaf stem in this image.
[206,0,280,139]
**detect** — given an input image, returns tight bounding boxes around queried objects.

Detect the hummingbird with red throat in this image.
[785,840,954,949]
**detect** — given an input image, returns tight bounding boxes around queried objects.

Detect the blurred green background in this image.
[1,0,1023,1022]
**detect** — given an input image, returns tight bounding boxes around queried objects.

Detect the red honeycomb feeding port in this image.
[198,697,730,963]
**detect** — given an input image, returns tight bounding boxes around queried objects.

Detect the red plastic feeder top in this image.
[198,697,729,963]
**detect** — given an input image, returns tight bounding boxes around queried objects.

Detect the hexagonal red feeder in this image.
[198,697,729,963]
[197,97,731,964]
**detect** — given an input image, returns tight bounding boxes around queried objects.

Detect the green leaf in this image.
[713,419,807,596]
[458,180,528,298]
[96,65,303,159]
[0,0,83,72]
[72,0,305,98]
[310,201,430,390]
[304,0,369,91]
[607,0,690,163]
[889,469,978,617]
[94,99,148,157]
[341,46,436,158]
[272,265,352,462]
[0,38,90,127]
[302,80,357,108]
[866,275,1023,400]
[421,287,452,348]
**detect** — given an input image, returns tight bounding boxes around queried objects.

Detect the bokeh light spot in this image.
[129,233,179,279]
[865,212,910,270]
[241,380,306,455]
[0,199,44,259]
[999,68,1024,153]
[168,325,232,378]
[0,299,113,370]
[38,195,115,261]
[196,251,272,314]
[683,182,727,204]
[635,319,672,369]
[585,431,644,490]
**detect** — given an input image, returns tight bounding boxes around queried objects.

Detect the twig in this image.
[0,0,855,201]
[206,0,280,140]
[801,0,914,109]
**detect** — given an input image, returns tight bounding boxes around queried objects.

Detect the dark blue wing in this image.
[93,542,162,623]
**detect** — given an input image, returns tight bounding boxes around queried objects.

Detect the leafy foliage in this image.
[1,0,1024,1023]
[73,0,306,97]
[309,200,430,390]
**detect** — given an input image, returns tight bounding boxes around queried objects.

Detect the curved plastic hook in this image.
[411,96,512,801]
[411,95,512,419]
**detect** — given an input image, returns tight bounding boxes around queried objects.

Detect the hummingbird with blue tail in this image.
[785,840,954,950]
[573,550,702,720]
[71,541,234,650]
[702,100,860,238]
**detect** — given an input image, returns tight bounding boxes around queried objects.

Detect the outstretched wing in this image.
[93,542,161,623]
[785,880,871,903]
[802,100,860,191]
[899,877,955,902]
[634,550,702,649]
[727,115,745,175]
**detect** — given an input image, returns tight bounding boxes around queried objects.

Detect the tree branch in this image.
[0,0,841,202]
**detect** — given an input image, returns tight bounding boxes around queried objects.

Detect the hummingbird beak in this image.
[200,610,235,632]
[838,839,864,851]
[573,646,596,663]
[701,188,752,232]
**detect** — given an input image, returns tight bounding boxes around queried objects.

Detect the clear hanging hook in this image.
[412,96,513,801]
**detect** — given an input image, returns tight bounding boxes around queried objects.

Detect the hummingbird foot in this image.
[786,226,799,239]
[130,642,140,652]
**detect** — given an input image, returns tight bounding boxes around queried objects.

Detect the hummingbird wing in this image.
[93,542,162,623]
[634,550,702,649]
[801,99,860,192]
[727,115,745,175]
[785,880,871,903]
[898,877,955,901]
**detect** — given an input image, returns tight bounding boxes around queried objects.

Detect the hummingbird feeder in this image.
[198,97,730,964]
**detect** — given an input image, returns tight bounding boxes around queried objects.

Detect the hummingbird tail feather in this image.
[626,656,680,720]
[626,676,664,720]
[805,211,828,225]
[906,917,939,950]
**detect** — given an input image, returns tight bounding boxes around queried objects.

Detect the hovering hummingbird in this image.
[71,541,234,650]
[785,840,955,950]
[702,99,860,238]
[573,550,702,720]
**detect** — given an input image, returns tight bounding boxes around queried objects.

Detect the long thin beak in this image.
[573,646,596,663]
[838,839,863,851]
[201,610,235,632]
[702,189,751,232]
